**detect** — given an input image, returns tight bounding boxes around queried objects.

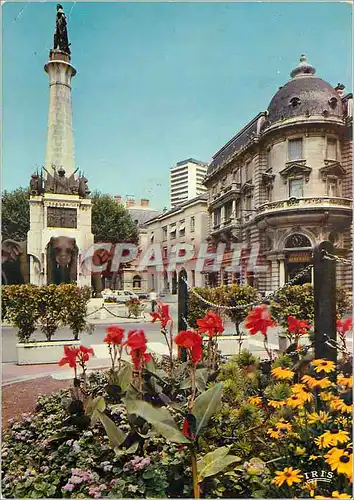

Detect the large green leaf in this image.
[195,368,209,392]
[98,413,127,448]
[197,447,241,482]
[124,399,189,444]
[86,396,106,425]
[192,383,222,436]
[117,362,133,391]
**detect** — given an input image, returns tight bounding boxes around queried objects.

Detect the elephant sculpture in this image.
[47,236,78,284]
[2,239,29,284]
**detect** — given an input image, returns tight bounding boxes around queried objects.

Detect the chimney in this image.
[140,199,150,207]
[126,196,136,207]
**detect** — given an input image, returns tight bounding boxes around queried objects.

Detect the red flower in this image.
[104,326,125,345]
[175,330,203,365]
[197,312,224,337]
[337,318,353,334]
[124,329,150,370]
[78,345,94,362]
[287,316,311,336]
[182,414,196,440]
[59,345,80,368]
[150,302,171,327]
[245,305,275,336]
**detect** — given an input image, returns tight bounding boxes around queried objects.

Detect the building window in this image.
[163,246,168,259]
[223,271,229,285]
[326,138,337,160]
[133,275,142,289]
[245,194,252,211]
[214,208,221,227]
[162,227,167,241]
[327,178,339,197]
[288,137,303,161]
[265,184,272,202]
[235,200,240,219]
[170,225,176,239]
[179,220,185,237]
[245,162,252,182]
[266,147,273,171]
[224,201,233,221]
[289,178,304,198]
[191,270,196,287]
[190,216,195,232]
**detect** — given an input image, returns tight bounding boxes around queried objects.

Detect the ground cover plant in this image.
[2,303,352,498]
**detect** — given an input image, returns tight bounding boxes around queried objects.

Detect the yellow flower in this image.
[295,446,306,456]
[326,450,352,481]
[309,454,321,461]
[320,391,336,402]
[272,466,303,487]
[271,366,295,380]
[268,399,286,409]
[335,416,349,426]
[292,383,307,393]
[308,411,330,425]
[267,427,281,439]
[337,376,353,389]
[314,435,328,449]
[302,375,333,389]
[312,359,336,374]
[319,429,350,447]
[296,387,314,403]
[286,395,304,408]
[248,396,262,407]
[330,398,353,414]
[331,491,352,498]
[275,419,292,432]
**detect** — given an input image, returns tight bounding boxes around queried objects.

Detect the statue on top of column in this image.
[53,4,71,55]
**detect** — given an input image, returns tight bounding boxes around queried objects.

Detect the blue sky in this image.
[2,2,352,209]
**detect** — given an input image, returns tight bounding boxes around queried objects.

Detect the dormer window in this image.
[289,96,301,108]
[328,97,338,109]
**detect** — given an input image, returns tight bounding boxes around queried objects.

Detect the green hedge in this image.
[188,283,351,331]
[2,284,92,342]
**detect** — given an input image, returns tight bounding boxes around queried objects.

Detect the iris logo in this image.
[304,470,334,484]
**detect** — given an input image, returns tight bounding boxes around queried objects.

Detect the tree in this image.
[2,188,30,241]
[91,191,139,244]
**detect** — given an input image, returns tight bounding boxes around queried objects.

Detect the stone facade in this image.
[143,194,209,294]
[204,56,353,293]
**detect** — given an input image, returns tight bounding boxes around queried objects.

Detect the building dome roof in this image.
[266,55,343,126]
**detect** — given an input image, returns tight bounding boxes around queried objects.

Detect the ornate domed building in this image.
[204,55,352,292]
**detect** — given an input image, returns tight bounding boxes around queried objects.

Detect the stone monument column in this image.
[44,5,76,176]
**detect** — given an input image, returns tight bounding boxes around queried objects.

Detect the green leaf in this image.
[114,441,139,457]
[180,377,192,389]
[124,399,189,444]
[192,382,223,436]
[86,396,106,416]
[117,363,133,391]
[195,368,209,392]
[197,447,241,482]
[98,412,127,448]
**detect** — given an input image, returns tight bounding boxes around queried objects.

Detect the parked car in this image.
[136,292,149,300]
[115,290,139,303]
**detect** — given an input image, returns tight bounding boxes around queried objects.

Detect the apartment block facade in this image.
[170,158,208,207]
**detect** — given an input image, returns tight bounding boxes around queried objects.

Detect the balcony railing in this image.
[211,216,242,234]
[209,182,241,208]
[256,197,352,215]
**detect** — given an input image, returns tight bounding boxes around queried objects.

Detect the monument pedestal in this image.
[28,192,94,286]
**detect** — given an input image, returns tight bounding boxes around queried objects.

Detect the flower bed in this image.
[2,304,353,499]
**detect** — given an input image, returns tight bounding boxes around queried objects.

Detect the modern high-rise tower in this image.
[169,158,208,207]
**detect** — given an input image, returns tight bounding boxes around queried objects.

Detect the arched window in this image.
[284,234,312,249]
[132,275,142,289]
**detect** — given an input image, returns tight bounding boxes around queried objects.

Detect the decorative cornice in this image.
[319,160,346,181]
[279,160,312,183]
